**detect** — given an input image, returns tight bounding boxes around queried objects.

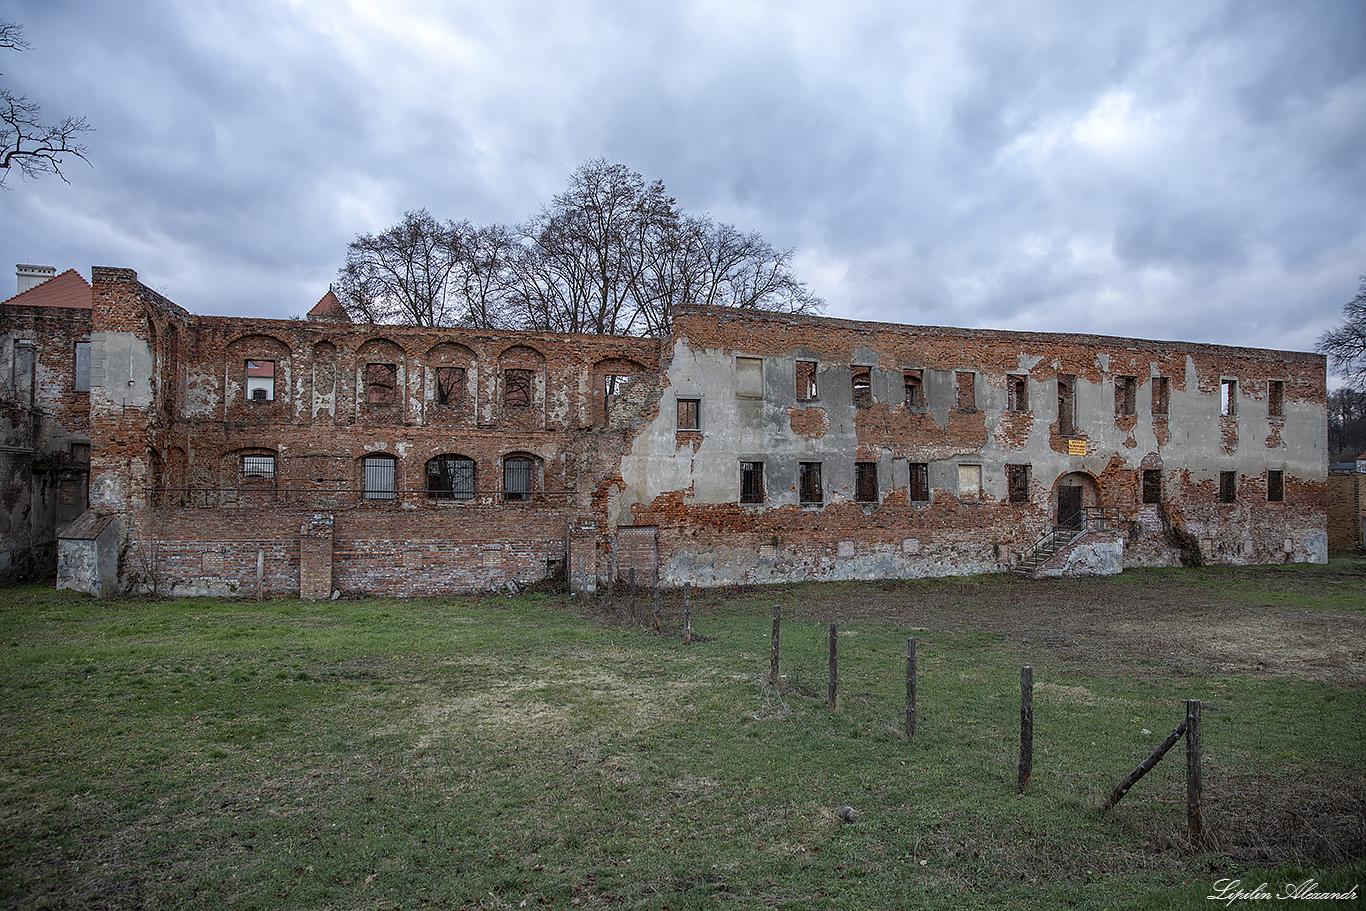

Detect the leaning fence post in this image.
[905,637,917,741]
[1018,666,1033,793]
[1100,717,1188,812]
[828,622,838,711]
[683,582,692,645]
[769,605,781,686]
[1186,699,1203,844]
[652,572,660,632]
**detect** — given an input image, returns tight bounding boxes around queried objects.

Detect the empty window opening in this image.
[956,372,976,411]
[1268,380,1284,419]
[1220,378,1237,416]
[1115,376,1137,416]
[364,456,397,500]
[365,363,396,404]
[1142,469,1162,504]
[855,462,878,503]
[74,342,90,393]
[851,367,872,405]
[435,367,465,407]
[904,370,924,408]
[735,356,764,397]
[426,455,475,500]
[1007,375,1028,412]
[504,368,533,408]
[1219,471,1237,503]
[677,398,700,431]
[799,462,823,506]
[1007,464,1030,503]
[503,456,533,502]
[1267,469,1284,502]
[958,464,982,499]
[1057,374,1076,435]
[740,461,764,504]
[241,454,276,480]
[604,373,631,416]
[247,360,276,401]
[1152,376,1170,417]
[909,462,930,502]
[796,360,818,400]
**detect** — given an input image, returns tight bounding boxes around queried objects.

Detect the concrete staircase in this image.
[1013,524,1087,577]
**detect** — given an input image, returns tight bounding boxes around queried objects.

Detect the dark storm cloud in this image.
[1,0,1362,353]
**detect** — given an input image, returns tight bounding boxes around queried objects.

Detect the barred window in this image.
[365,363,396,404]
[504,456,533,502]
[909,462,929,502]
[504,368,533,408]
[426,455,475,500]
[740,461,764,504]
[241,454,275,479]
[1007,464,1030,503]
[435,367,465,407]
[364,455,397,499]
[855,462,878,503]
[799,462,823,506]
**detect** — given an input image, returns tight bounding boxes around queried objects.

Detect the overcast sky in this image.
[3,0,1363,355]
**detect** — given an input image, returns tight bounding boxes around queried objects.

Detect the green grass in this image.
[0,569,1362,910]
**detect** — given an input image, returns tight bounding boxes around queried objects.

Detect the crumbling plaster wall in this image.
[620,307,1327,587]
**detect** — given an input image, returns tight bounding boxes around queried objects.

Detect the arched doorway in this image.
[1052,471,1099,530]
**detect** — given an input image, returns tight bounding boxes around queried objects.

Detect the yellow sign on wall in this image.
[1068,439,1087,456]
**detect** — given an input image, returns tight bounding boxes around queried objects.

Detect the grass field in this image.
[1,559,1363,909]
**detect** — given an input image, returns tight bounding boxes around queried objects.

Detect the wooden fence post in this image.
[1018,666,1033,793]
[769,605,781,686]
[683,582,692,645]
[905,637,917,741]
[652,571,660,632]
[1186,699,1203,844]
[828,622,838,711]
[628,568,636,624]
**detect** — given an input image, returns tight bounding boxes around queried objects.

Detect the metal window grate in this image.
[1219,470,1237,503]
[909,462,929,502]
[1267,470,1283,502]
[365,456,396,499]
[504,457,532,501]
[740,461,764,504]
[1007,464,1030,503]
[426,456,474,500]
[241,455,275,479]
[799,462,823,505]
[855,462,878,503]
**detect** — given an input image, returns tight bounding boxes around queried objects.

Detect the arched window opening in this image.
[427,455,475,500]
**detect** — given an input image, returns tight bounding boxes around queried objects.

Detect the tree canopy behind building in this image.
[335,159,823,334]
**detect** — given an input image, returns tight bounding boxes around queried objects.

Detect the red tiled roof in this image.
[0,269,92,309]
[307,290,350,322]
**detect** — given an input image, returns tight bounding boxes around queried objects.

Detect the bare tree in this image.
[1317,274,1366,390]
[1,17,91,186]
[336,160,824,335]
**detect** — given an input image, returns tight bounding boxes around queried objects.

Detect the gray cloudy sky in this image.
[3,0,1364,355]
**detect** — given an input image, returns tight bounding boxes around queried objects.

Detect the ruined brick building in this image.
[1,265,1328,598]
